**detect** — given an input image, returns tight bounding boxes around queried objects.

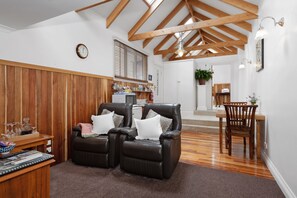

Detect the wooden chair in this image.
[223,102,248,148]
[224,104,257,158]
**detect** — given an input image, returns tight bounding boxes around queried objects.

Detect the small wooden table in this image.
[216,110,265,158]
[5,133,53,153]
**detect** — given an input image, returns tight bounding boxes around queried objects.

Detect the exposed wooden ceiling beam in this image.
[128,0,164,39]
[153,14,191,53]
[106,0,130,28]
[173,51,236,61]
[202,31,238,53]
[75,0,112,12]
[221,0,258,15]
[189,0,255,32]
[201,27,244,50]
[129,12,257,41]
[184,0,205,44]
[156,40,245,55]
[193,12,247,42]
[202,37,234,53]
[143,1,185,48]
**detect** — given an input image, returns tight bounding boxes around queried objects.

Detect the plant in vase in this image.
[195,69,213,85]
[247,93,259,105]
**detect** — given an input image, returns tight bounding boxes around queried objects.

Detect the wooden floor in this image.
[180,131,273,180]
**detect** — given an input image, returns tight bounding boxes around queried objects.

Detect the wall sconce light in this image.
[255,16,285,41]
[239,58,252,69]
[175,32,187,57]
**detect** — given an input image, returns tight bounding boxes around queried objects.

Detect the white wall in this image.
[213,65,231,84]
[0,11,163,78]
[239,0,297,197]
[163,60,195,112]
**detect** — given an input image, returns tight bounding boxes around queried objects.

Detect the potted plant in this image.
[247,93,259,105]
[195,69,213,85]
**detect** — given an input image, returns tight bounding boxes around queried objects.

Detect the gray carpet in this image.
[50,161,284,198]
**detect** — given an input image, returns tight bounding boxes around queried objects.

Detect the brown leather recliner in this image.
[115,103,182,179]
[71,103,132,168]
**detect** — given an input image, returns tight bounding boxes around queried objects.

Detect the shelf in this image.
[133,90,152,93]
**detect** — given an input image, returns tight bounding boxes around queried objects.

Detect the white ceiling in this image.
[0,0,105,30]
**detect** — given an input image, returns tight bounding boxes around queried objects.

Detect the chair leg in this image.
[225,132,229,149]
[249,136,253,159]
[244,137,246,146]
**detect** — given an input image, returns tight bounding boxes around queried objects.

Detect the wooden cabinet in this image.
[0,159,55,198]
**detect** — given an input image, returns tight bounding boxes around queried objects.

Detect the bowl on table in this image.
[0,141,16,155]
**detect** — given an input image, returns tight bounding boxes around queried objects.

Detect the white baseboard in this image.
[262,151,296,198]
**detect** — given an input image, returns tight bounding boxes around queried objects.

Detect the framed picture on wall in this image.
[256,39,264,72]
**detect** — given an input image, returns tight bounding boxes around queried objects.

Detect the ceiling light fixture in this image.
[255,16,285,41]
[239,58,252,69]
[175,32,187,57]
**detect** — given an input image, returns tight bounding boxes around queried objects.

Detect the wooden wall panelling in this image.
[72,75,88,125]
[66,74,73,160]
[0,65,5,133]
[36,70,53,136]
[0,59,114,163]
[6,66,16,123]
[22,69,37,128]
[52,72,68,164]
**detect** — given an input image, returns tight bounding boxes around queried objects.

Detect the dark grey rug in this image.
[50,161,284,198]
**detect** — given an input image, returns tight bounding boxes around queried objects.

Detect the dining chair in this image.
[223,102,248,148]
[224,104,257,158]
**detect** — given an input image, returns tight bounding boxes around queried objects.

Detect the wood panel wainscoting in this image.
[0,59,114,164]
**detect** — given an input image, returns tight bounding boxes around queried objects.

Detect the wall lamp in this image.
[255,16,285,41]
[239,58,252,69]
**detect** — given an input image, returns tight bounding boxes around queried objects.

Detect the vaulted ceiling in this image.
[79,0,258,61]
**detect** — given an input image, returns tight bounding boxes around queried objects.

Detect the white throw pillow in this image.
[146,109,173,132]
[134,115,163,140]
[91,112,115,135]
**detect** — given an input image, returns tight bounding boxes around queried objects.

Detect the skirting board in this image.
[262,151,296,198]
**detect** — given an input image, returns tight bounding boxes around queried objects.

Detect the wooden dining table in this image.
[216,110,265,158]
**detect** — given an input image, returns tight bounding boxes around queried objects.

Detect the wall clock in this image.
[76,44,88,59]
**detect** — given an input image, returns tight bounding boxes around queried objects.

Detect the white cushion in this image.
[146,109,173,132]
[91,112,115,135]
[101,109,124,127]
[134,115,163,140]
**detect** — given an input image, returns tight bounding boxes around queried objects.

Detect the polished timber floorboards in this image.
[180,131,273,180]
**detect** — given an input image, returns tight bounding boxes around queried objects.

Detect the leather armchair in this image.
[119,103,182,179]
[71,103,132,168]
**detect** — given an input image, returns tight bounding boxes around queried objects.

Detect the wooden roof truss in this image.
[79,0,258,61]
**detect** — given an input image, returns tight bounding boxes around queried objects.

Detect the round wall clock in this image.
[76,44,88,59]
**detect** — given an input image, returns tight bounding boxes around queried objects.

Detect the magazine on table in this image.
[0,150,43,166]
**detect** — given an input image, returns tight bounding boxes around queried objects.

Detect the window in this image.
[114,40,148,82]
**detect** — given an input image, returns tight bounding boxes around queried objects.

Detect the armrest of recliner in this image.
[72,125,82,138]
[159,130,181,141]
[109,127,138,140]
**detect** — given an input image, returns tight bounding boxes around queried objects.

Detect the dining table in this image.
[216,110,265,158]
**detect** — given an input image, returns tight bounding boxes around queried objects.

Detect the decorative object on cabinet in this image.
[76,43,88,59]
[195,69,213,85]
[112,81,154,104]
[256,39,264,72]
